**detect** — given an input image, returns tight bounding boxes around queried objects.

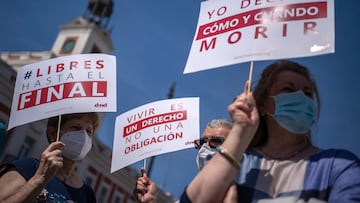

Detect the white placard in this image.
[8,53,117,130]
[111,97,199,173]
[184,0,335,74]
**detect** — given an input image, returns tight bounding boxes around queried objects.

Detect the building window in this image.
[113,195,122,203]
[97,186,109,203]
[17,136,35,158]
[85,167,98,189]
[112,191,125,203]
[85,176,94,187]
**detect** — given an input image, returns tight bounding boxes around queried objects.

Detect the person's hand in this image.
[228,81,259,130]
[34,141,65,183]
[135,168,157,203]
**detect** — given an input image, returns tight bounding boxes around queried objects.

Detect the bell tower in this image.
[51,0,114,56]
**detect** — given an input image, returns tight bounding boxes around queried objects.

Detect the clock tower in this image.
[0,1,175,201]
[51,0,114,56]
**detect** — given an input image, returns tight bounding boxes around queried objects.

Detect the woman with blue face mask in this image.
[0,113,98,203]
[181,60,360,203]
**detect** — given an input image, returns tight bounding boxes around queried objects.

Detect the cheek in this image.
[263,99,275,114]
[46,127,59,142]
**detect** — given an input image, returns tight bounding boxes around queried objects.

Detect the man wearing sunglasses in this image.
[135,119,235,203]
[194,137,225,149]
[194,119,232,170]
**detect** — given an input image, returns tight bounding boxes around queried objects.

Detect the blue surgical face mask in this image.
[268,91,317,134]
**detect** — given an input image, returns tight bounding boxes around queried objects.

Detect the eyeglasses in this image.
[194,137,225,149]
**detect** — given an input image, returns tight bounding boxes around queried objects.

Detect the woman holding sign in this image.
[0,113,98,202]
[180,60,360,202]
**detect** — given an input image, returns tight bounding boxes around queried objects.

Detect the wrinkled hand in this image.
[35,141,65,182]
[135,168,157,203]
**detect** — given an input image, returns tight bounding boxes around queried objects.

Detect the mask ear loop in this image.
[56,114,62,141]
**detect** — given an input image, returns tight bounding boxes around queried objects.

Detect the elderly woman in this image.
[0,112,99,202]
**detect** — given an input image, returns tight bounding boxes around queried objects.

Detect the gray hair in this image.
[206,119,232,129]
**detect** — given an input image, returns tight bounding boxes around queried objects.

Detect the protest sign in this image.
[8,53,117,130]
[111,97,199,173]
[184,0,335,74]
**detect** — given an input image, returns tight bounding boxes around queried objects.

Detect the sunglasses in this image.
[194,137,225,149]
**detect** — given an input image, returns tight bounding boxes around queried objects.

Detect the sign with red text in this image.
[111,97,199,173]
[184,0,334,74]
[8,54,117,130]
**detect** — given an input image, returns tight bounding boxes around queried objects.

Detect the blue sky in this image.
[1,0,360,199]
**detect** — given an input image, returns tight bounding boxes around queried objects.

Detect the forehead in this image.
[202,126,231,139]
[272,71,311,88]
[62,116,94,129]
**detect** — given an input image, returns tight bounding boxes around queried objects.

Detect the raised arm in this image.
[0,141,64,202]
[185,82,259,203]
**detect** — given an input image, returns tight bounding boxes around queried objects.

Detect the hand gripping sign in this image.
[184,0,335,74]
[111,97,199,173]
[8,53,117,130]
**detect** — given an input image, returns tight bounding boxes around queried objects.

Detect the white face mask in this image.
[60,129,92,160]
[196,143,216,170]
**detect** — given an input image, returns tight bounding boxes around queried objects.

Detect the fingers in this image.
[138,171,150,188]
[135,173,149,203]
[137,168,149,192]
[37,141,65,179]
[136,178,146,191]
[228,81,258,126]
[42,142,64,164]
[135,168,157,202]
[229,94,254,116]
[232,80,251,102]
[141,167,147,178]
[47,141,65,151]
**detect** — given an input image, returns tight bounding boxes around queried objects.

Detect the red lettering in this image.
[126,108,156,123]
[123,111,187,137]
[17,81,107,110]
[255,26,267,39]
[36,68,43,77]
[255,0,262,6]
[196,2,327,40]
[69,61,78,70]
[34,58,108,77]
[282,23,288,37]
[240,0,251,9]
[96,60,105,69]
[228,31,242,44]
[84,60,91,69]
[200,38,217,52]
[56,63,65,72]
[304,21,317,35]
